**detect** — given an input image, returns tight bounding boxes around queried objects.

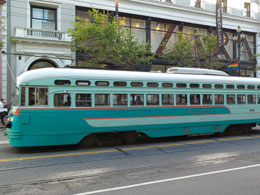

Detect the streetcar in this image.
[5,67,260,147]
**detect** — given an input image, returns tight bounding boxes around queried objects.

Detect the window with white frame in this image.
[31,6,57,31]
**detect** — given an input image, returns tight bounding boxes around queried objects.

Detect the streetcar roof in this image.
[17,68,260,86]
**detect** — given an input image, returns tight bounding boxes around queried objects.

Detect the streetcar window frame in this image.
[237,94,246,104]
[162,83,173,88]
[131,82,143,87]
[214,94,224,105]
[227,94,236,104]
[76,94,92,107]
[247,94,256,104]
[146,94,159,106]
[113,94,128,107]
[202,94,213,105]
[202,84,212,89]
[215,84,224,89]
[176,83,187,88]
[147,82,159,88]
[95,94,110,107]
[247,85,255,89]
[95,81,109,87]
[130,94,144,106]
[113,81,127,87]
[54,93,71,107]
[162,94,174,106]
[54,80,71,85]
[20,87,26,106]
[190,94,200,105]
[76,80,91,86]
[190,84,200,88]
[176,94,187,105]
[29,87,49,106]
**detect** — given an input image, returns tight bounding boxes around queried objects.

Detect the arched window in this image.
[28,60,56,70]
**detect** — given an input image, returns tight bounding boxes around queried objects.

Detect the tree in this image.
[69,9,153,70]
[164,31,223,69]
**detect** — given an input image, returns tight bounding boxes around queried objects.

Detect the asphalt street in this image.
[1,127,260,195]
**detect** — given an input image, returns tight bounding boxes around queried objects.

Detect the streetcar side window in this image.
[190,94,200,105]
[113,94,128,106]
[258,95,260,104]
[21,87,25,106]
[176,94,187,105]
[162,83,173,88]
[130,94,144,106]
[162,94,174,106]
[237,94,246,104]
[202,84,212,89]
[76,80,91,86]
[54,93,71,107]
[215,95,224,104]
[227,94,235,104]
[76,94,91,107]
[147,94,159,106]
[96,81,109,86]
[95,94,110,107]
[248,85,255,89]
[202,94,213,105]
[190,84,200,88]
[147,82,159,88]
[131,82,143,87]
[29,87,48,106]
[248,95,256,104]
[114,81,127,87]
[55,80,71,85]
[215,84,223,89]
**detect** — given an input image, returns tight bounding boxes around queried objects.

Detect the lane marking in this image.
[0,135,259,163]
[0,141,9,145]
[73,163,260,195]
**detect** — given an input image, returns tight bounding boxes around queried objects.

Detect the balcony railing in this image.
[15,28,71,42]
[155,0,259,20]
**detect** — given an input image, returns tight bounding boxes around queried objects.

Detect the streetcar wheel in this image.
[80,134,97,148]
[122,131,138,144]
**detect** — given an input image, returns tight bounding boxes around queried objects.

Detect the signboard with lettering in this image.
[216,0,224,54]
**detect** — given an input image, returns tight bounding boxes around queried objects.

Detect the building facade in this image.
[3,0,260,103]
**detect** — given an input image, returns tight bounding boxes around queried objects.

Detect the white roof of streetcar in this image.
[17,67,260,86]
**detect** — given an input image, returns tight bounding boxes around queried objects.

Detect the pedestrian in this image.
[0,98,6,126]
